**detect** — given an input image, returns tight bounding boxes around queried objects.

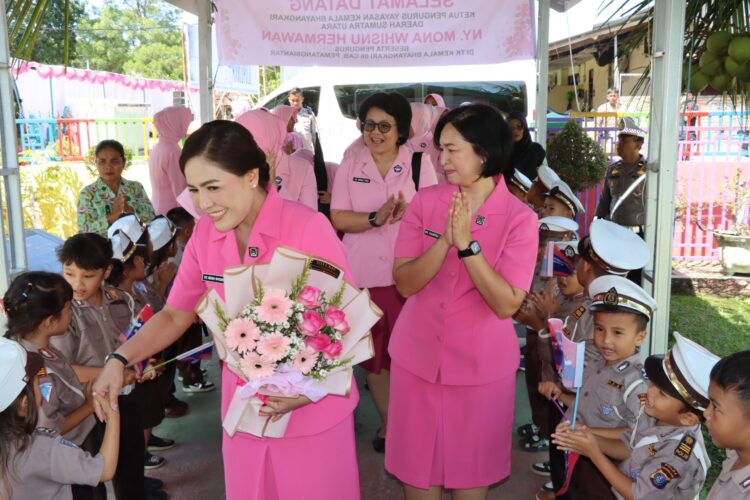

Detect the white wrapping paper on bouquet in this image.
[195,247,380,438]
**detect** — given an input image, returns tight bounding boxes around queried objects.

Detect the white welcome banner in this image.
[216,0,536,67]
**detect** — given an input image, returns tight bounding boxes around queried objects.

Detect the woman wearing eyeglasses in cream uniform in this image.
[331,92,437,453]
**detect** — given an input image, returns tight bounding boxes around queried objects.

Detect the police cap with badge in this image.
[538,216,579,244]
[0,337,44,412]
[645,332,720,412]
[589,275,657,320]
[579,219,650,275]
[618,117,647,140]
[536,163,561,191]
[546,179,586,217]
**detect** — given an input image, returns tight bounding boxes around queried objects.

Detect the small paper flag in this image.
[539,241,555,278]
[548,318,585,390]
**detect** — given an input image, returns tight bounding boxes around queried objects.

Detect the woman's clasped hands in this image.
[443,192,473,249]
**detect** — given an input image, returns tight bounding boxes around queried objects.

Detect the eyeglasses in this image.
[363,120,394,134]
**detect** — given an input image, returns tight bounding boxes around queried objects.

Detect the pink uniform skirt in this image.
[385,363,516,490]
[360,285,405,374]
[222,413,360,500]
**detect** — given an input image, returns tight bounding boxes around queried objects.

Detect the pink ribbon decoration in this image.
[237,363,327,403]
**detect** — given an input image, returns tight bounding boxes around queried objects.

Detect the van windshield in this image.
[334,81,526,119]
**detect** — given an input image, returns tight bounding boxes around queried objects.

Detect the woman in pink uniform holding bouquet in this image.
[386,104,538,499]
[92,120,361,500]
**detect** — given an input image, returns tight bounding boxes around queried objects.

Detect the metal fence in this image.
[16,117,155,162]
[542,111,750,261]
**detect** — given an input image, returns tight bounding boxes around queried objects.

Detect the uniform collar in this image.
[354,145,413,184]
[73,285,127,309]
[605,351,642,372]
[722,450,750,491]
[209,188,283,265]
[617,154,646,167]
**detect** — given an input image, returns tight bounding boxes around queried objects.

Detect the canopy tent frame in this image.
[0,0,686,356]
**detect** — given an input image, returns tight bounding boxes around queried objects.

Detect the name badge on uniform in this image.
[394,165,403,173]
[423,229,441,239]
[202,273,224,284]
[248,247,259,258]
[475,215,486,226]
[353,177,371,183]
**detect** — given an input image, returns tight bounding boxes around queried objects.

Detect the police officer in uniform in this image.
[288,87,318,152]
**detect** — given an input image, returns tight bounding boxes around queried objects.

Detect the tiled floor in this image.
[148,346,545,499]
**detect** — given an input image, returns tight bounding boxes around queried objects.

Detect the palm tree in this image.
[4,0,71,65]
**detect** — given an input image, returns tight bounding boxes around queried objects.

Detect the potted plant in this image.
[545,120,609,193]
[711,169,750,275]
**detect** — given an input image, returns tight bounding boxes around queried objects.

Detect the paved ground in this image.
[146,334,545,499]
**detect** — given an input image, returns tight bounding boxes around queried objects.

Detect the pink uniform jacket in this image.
[331,145,437,289]
[166,188,358,437]
[389,181,538,385]
[149,106,192,215]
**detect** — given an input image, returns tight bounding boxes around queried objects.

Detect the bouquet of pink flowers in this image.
[196,248,379,438]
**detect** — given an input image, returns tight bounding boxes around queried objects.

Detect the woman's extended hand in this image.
[390,191,407,223]
[375,195,397,226]
[451,192,473,250]
[259,395,312,422]
[92,360,126,421]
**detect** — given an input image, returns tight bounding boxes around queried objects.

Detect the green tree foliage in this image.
[73,0,183,80]
[26,0,85,65]
[546,120,608,192]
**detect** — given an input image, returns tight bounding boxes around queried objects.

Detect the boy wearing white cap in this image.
[508,169,532,203]
[595,117,648,233]
[553,332,718,500]
[542,179,585,220]
[0,337,120,500]
[515,217,580,453]
[527,163,561,212]
[539,275,655,499]
[705,351,750,500]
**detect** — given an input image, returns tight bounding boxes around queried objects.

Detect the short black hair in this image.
[95,139,126,163]
[166,207,194,230]
[357,92,412,146]
[179,120,270,188]
[434,104,513,178]
[710,351,750,418]
[107,245,149,288]
[58,233,113,270]
[288,87,303,95]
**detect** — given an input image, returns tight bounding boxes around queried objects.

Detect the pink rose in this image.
[324,306,350,334]
[298,310,326,336]
[298,285,322,309]
[323,340,343,360]
[305,333,332,352]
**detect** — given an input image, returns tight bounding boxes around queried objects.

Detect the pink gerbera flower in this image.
[224,318,260,354]
[292,346,319,374]
[255,289,293,325]
[256,332,292,362]
[240,352,275,381]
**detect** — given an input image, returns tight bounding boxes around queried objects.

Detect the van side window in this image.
[265,86,321,115]
[334,84,420,119]
[334,82,526,119]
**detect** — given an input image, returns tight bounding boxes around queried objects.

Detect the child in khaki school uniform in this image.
[0,337,119,500]
[3,272,106,499]
[538,275,656,500]
[553,332,718,499]
[51,233,165,500]
[705,351,750,499]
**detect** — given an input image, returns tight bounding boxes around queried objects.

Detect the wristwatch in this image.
[458,241,481,259]
[104,352,129,367]
[368,211,381,227]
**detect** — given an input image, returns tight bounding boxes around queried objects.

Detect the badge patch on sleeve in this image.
[674,435,694,461]
[649,462,680,489]
[39,382,53,403]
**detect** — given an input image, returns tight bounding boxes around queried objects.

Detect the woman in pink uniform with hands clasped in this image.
[92,120,361,500]
[331,92,437,454]
[386,104,538,500]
